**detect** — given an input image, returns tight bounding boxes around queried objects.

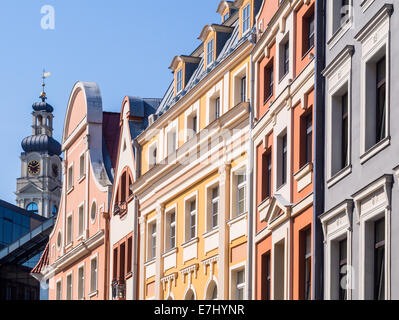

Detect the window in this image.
[262,150,272,200]
[303,11,315,55]
[302,113,313,166]
[149,223,157,260]
[52,205,58,216]
[211,187,219,230]
[78,266,84,300]
[338,239,347,300]
[68,165,73,190]
[66,274,72,300]
[127,237,133,274]
[27,202,38,215]
[240,77,247,102]
[211,285,218,300]
[189,200,197,240]
[237,174,247,217]
[374,218,385,300]
[223,13,229,22]
[303,229,312,300]
[236,270,245,300]
[186,111,198,141]
[120,242,126,280]
[167,129,177,156]
[56,281,62,300]
[78,205,84,237]
[66,215,73,245]
[90,201,97,223]
[264,61,274,102]
[90,257,98,293]
[242,4,250,34]
[261,252,271,300]
[274,239,285,299]
[364,55,387,151]
[113,248,118,280]
[79,154,85,179]
[376,57,386,145]
[149,143,158,168]
[170,212,176,250]
[330,0,350,36]
[207,39,214,66]
[277,134,287,188]
[280,40,289,79]
[215,97,221,120]
[176,69,183,93]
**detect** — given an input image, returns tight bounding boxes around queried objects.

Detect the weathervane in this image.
[40,69,51,102]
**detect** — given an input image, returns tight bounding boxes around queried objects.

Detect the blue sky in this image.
[0,0,220,203]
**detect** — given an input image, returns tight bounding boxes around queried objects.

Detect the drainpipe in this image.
[313,0,326,301]
[132,195,139,300]
[246,30,256,300]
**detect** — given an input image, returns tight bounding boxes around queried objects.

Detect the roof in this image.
[31,243,49,274]
[0,200,47,222]
[155,19,249,117]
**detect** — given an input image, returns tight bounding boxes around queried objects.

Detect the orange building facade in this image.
[37,82,120,300]
[252,0,315,300]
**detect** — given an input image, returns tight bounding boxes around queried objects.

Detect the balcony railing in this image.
[111,279,126,300]
[113,202,127,216]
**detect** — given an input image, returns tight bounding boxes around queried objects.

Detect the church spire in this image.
[40,70,51,102]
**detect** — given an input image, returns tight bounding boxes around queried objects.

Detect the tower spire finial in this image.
[40,69,51,102]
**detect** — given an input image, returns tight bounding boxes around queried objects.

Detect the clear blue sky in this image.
[0,0,220,204]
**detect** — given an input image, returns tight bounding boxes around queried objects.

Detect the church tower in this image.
[15,73,62,218]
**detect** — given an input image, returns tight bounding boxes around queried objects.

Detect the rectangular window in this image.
[305,113,313,165]
[176,69,183,93]
[90,258,98,293]
[262,151,272,200]
[339,239,348,300]
[78,205,84,237]
[167,130,177,156]
[211,186,219,229]
[66,215,73,245]
[192,115,197,135]
[189,200,197,240]
[236,270,245,300]
[127,237,132,274]
[66,274,72,300]
[169,212,176,250]
[56,281,62,300]
[215,97,221,120]
[264,62,274,102]
[79,154,85,179]
[240,77,247,102]
[150,223,156,260]
[304,12,315,55]
[261,252,271,300]
[304,229,312,300]
[207,39,214,66]
[278,134,287,188]
[78,266,84,300]
[119,242,126,280]
[68,166,73,190]
[331,0,350,35]
[374,218,385,300]
[237,174,246,216]
[113,248,118,280]
[281,41,289,78]
[341,93,349,169]
[149,144,157,169]
[242,4,251,34]
[223,13,229,22]
[376,57,386,145]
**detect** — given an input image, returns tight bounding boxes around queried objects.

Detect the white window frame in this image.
[205,179,220,233]
[66,271,73,300]
[90,254,98,294]
[230,165,247,219]
[242,3,251,36]
[66,212,73,246]
[67,163,74,191]
[77,263,85,300]
[232,64,248,107]
[207,38,214,67]
[206,81,223,126]
[56,279,62,300]
[320,200,353,300]
[90,200,97,225]
[78,202,85,238]
[184,102,199,142]
[148,140,158,169]
[184,191,198,243]
[164,120,178,159]
[164,205,177,252]
[229,262,246,300]
[355,6,392,164]
[327,0,353,50]
[176,68,183,94]
[146,217,157,261]
[323,46,353,187]
[79,151,85,181]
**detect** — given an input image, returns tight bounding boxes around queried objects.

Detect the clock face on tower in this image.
[28,160,40,175]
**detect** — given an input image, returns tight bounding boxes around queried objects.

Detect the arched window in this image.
[205,280,218,300]
[52,205,58,216]
[185,288,195,300]
[114,168,133,212]
[27,202,39,215]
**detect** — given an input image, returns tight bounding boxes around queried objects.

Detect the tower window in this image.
[27,202,38,215]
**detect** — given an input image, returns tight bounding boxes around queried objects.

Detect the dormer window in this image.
[176,69,183,93]
[207,39,214,67]
[223,13,230,22]
[242,4,251,34]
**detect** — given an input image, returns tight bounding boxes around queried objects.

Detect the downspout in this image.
[132,139,141,300]
[246,30,256,300]
[313,0,326,301]
[103,208,110,300]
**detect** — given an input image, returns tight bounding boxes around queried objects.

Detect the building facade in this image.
[320,1,397,300]
[252,0,316,300]
[37,82,120,300]
[129,0,262,300]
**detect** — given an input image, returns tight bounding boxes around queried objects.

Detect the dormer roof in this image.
[216,1,237,15]
[169,55,201,71]
[198,24,234,42]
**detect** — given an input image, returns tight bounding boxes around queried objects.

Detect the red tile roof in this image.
[31,243,49,274]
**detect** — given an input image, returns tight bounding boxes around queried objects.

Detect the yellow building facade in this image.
[132,0,263,300]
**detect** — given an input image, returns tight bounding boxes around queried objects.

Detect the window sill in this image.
[144,258,156,267]
[327,165,352,189]
[67,186,74,195]
[88,290,98,298]
[302,45,315,61]
[228,212,248,226]
[76,235,85,242]
[263,94,273,106]
[65,242,73,251]
[203,227,219,239]
[279,72,289,84]
[327,19,352,50]
[78,175,86,184]
[125,272,133,281]
[360,136,390,165]
[162,247,178,259]
[294,162,313,181]
[181,237,199,249]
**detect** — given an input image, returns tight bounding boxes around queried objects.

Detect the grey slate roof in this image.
[155,19,250,117]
